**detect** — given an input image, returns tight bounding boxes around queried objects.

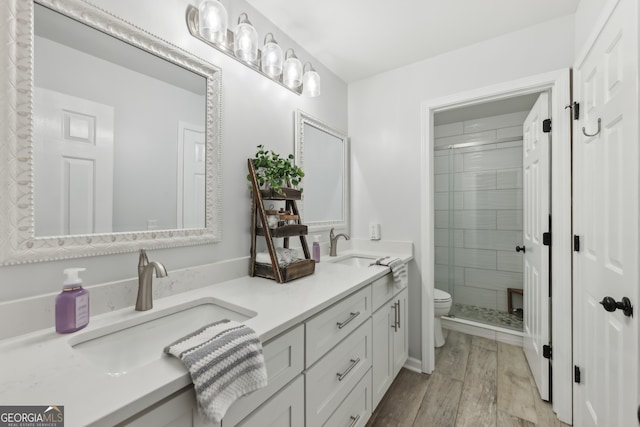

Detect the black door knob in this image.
[600,296,633,317]
[516,245,526,253]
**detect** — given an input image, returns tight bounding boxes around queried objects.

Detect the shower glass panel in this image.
[434,138,524,331]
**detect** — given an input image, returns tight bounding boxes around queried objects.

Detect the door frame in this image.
[419,68,572,424]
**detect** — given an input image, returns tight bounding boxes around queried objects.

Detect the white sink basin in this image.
[333,255,378,268]
[70,299,255,376]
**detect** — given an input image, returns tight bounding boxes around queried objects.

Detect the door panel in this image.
[573,0,638,425]
[34,88,114,236]
[522,92,550,401]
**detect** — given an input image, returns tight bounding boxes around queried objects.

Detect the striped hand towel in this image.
[164,319,268,423]
[375,257,408,289]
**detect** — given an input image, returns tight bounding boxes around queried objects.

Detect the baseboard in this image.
[442,317,524,346]
[403,357,422,373]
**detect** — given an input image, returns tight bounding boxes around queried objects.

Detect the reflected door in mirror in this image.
[34,88,114,236]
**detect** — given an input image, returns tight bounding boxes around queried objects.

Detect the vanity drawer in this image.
[305,318,372,427]
[323,368,372,427]
[221,324,304,426]
[371,273,397,312]
[305,285,371,367]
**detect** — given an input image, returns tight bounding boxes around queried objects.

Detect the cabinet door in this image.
[392,288,409,377]
[231,375,304,427]
[371,303,394,408]
[122,387,198,427]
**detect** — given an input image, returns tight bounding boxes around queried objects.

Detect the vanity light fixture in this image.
[261,33,283,78]
[283,48,303,89]
[234,13,258,64]
[197,0,228,45]
[186,5,320,96]
[303,63,321,97]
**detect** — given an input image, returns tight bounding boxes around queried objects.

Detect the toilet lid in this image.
[434,288,452,301]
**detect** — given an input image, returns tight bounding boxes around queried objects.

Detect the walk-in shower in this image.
[434,108,529,331]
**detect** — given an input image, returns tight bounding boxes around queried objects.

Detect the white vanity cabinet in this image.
[120,325,304,427]
[118,268,409,427]
[371,276,408,408]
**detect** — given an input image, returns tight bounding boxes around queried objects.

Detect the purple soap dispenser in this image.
[55,268,90,334]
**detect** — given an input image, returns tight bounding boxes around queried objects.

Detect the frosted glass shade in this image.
[261,34,283,78]
[303,69,321,97]
[198,0,228,45]
[283,49,303,88]
[234,14,258,63]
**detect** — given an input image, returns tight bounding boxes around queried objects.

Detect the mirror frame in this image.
[294,109,349,232]
[0,0,222,265]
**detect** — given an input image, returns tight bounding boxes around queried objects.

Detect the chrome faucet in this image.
[136,249,168,311]
[329,228,350,257]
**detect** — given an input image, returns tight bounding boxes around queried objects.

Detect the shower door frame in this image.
[419,68,572,424]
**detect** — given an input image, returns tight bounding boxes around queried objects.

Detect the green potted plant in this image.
[248,145,305,197]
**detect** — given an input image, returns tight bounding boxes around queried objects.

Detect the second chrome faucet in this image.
[136,249,168,311]
[329,227,350,257]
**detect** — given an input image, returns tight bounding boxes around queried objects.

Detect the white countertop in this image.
[0,248,412,426]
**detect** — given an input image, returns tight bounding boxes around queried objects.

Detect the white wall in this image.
[574,0,618,57]
[0,0,347,302]
[348,15,574,361]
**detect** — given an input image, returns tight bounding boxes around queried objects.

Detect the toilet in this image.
[434,288,453,347]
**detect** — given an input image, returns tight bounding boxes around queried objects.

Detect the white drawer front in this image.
[233,375,304,427]
[323,368,372,427]
[305,285,371,367]
[222,325,304,426]
[371,273,395,312]
[305,318,372,427]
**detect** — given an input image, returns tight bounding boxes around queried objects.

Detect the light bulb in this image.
[234,13,258,63]
[261,33,283,78]
[303,63,321,97]
[198,0,228,45]
[283,49,303,89]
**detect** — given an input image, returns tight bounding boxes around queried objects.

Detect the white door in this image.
[177,121,205,229]
[33,87,114,236]
[573,0,638,425]
[522,92,550,401]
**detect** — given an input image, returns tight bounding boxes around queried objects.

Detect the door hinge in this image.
[543,344,552,359]
[542,232,551,246]
[574,235,580,252]
[542,118,552,133]
[574,365,581,383]
[573,102,580,120]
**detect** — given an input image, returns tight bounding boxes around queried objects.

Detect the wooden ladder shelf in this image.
[248,159,315,283]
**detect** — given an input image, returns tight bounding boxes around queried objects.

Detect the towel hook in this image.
[582,118,601,137]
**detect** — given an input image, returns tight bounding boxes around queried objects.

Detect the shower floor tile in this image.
[449,303,523,331]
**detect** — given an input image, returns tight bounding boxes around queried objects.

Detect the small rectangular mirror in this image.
[295,110,349,231]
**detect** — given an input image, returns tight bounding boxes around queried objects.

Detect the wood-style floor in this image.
[366,329,571,427]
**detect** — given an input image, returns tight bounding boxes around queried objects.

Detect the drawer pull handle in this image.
[337,357,360,381]
[337,311,360,329]
[391,303,398,331]
[397,299,401,328]
[349,414,361,427]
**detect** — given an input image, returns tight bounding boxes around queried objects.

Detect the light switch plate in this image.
[370,223,381,240]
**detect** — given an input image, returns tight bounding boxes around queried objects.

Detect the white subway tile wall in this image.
[434,111,526,312]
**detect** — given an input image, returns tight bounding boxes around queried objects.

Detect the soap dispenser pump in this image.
[55,268,90,334]
[312,235,321,262]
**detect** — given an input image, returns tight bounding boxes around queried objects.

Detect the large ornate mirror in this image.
[295,110,349,231]
[0,0,222,264]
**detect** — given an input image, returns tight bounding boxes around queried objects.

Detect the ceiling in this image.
[434,93,540,125]
[246,0,580,83]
